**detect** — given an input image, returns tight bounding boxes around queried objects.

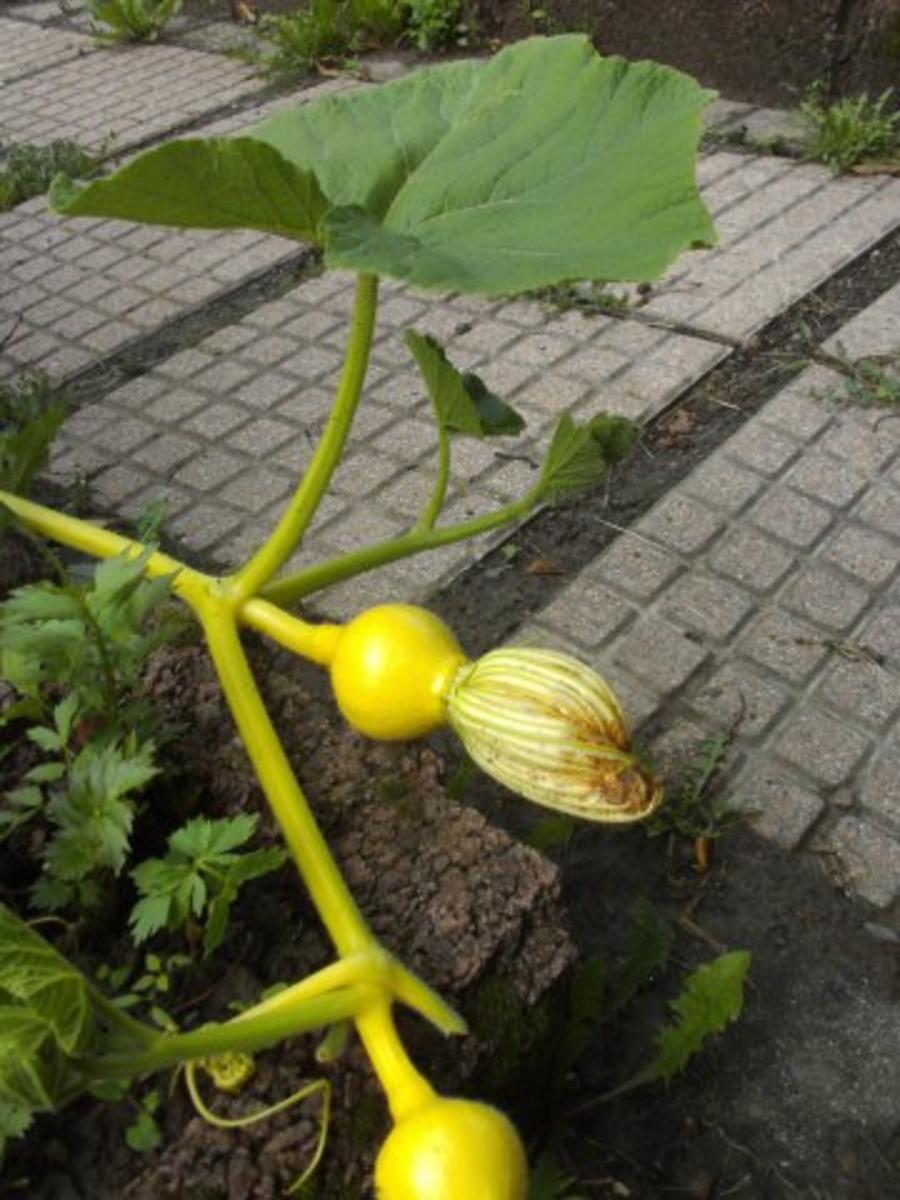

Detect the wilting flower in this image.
[444,647,662,822]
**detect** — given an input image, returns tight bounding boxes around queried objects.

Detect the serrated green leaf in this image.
[25,762,65,784]
[651,950,751,1083]
[0,583,82,625]
[405,331,526,437]
[26,725,63,754]
[0,403,67,495]
[169,813,258,861]
[537,412,638,503]
[128,893,173,944]
[53,694,80,743]
[203,888,233,957]
[52,138,329,245]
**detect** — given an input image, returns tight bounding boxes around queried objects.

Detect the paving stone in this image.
[787,449,870,510]
[534,577,637,649]
[739,609,832,684]
[690,661,790,740]
[737,768,826,849]
[710,525,795,594]
[0,17,91,81]
[774,709,871,787]
[681,456,766,515]
[859,606,900,669]
[821,524,899,587]
[662,573,754,642]
[633,493,725,556]
[610,616,708,697]
[722,421,803,476]
[861,748,900,824]
[817,817,900,908]
[0,42,263,150]
[747,486,834,549]
[781,563,871,633]
[588,537,682,601]
[817,656,900,733]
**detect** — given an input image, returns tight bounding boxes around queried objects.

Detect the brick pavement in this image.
[45,271,726,613]
[518,282,900,910]
[0,16,93,81]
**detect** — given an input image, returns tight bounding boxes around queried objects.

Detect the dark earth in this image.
[3,2,900,1197]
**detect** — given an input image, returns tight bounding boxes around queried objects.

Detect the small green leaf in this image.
[53,694,80,743]
[537,412,638,503]
[651,950,751,1083]
[25,762,66,784]
[125,1107,162,1152]
[405,331,526,437]
[26,726,63,754]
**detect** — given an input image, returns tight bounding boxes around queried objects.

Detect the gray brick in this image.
[788,450,869,509]
[710,526,794,593]
[859,606,900,669]
[91,463,150,504]
[738,768,825,849]
[819,417,898,475]
[227,417,295,456]
[185,403,250,440]
[748,486,834,548]
[505,332,576,367]
[635,494,725,556]
[861,749,900,824]
[240,373,303,411]
[174,449,244,491]
[662,573,754,641]
[822,524,898,586]
[221,468,292,514]
[723,423,802,476]
[774,709,871,787]
[817,657,900,731]
[854,483,900,539]
[817,816,900,907]
[536,577,636,649]
[133,433,201,473]
[682,457,766,514]
[611,616,708,696]
[590,537,681,601]
[170,502,244,553]
[690,660,790,739]
[739,609,831,683]
[782,563,870,632]
[145,389,209,423]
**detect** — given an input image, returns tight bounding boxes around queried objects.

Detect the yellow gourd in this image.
[374,1097,528,1200]
[329,605,467,740]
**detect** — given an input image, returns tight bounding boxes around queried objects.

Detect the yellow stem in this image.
[239,597,342,666]
[0,489,209,606]
[198,599,371,955]
[356,1003,436,1123]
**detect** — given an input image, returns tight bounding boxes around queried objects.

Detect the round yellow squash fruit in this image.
[374,1097,528,1200]
[329,605,467,740]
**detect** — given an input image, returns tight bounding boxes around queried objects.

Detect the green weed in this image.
[257,0,355,79]
[402,0,470,51]
[800,82,899,172]
[0,373,66,503]
[0,139,97,212]
[85,0,182,42]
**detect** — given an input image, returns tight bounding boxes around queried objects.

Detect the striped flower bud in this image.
[444,647,661,822]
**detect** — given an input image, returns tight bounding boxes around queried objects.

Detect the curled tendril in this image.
[183,1061,331,1194]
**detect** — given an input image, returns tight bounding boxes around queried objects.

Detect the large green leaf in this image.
[52,36,715,296]
[50,138,329,243]
[537,412,639,503]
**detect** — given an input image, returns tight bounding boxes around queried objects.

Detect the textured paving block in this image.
[0,42,264,150]
[638,153,900,340]
[0,17,92,82]
[774,708,872,787]
[0,198,297,382]
[816,817,900,908]
[737,769,826,850]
